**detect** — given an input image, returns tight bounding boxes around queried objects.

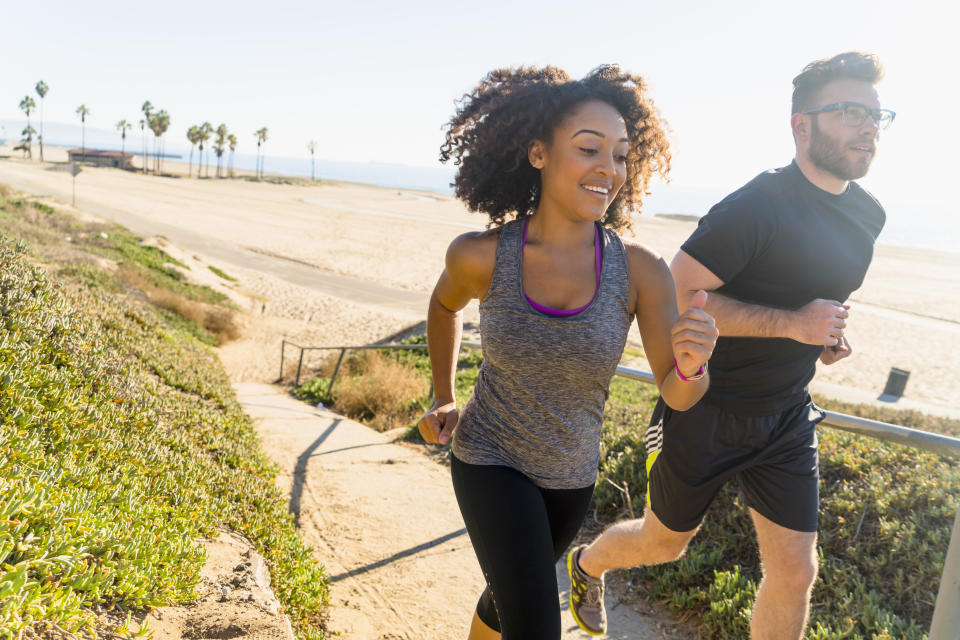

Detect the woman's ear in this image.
[528,140,546,170]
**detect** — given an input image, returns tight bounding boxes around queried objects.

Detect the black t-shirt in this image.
[682,161,885,415]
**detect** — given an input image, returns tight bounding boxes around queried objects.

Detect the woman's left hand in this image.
[671,289,718,378]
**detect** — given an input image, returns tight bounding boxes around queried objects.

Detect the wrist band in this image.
[674,357,707,381]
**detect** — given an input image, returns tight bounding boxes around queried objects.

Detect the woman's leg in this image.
[541,482,595,563]
[451,455,566,640]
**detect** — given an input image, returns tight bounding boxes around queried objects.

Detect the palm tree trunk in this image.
[39,101,44,162]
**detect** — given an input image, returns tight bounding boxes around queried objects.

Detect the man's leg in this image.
[749,508,818,640]
[577,507,697,578]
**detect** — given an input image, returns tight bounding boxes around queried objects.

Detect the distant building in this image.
[67,148,135,170]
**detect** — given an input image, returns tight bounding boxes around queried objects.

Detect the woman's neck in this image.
[525,205,597,249]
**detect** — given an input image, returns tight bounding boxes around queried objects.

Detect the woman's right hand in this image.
[417,400,459,445]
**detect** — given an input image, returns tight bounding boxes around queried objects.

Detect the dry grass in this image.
[117,266,240,343]
[332,351,428,431]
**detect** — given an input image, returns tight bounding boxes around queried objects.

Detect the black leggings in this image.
[451,454,594,639]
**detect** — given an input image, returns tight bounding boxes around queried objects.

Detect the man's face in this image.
[806,78,882,180]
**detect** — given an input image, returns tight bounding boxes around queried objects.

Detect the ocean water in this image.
[2,119,957,255]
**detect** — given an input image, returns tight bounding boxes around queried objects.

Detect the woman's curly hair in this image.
[440,65,671,230]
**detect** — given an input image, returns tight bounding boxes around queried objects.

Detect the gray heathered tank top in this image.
[451,217,632,489]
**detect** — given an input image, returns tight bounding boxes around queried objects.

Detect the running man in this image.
[567,51,892,639]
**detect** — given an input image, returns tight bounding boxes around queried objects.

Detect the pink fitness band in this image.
[674,358,707,381]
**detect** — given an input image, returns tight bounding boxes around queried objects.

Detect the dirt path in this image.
[236,382,680,639]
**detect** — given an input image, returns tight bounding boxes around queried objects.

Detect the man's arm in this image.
[670,250,848,347]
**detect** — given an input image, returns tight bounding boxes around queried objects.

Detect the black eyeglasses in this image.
[802,101,896,130]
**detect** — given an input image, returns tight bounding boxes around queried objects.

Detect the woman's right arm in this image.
[418,232,496,445]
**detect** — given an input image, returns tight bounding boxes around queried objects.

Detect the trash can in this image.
[882,367,910,398]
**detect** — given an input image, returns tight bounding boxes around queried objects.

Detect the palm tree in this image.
[35,81,48,161]
[227,133,237,178]
[199,122,213,178]
[75,104,90,162]
[157,110,170,173]
[141,101,153,173]
[14,125,36,159]
[18,96,36,159]
[214,124,228,178]
[308,140,317,181]
[148,109,170,174]
[116,120,132,168]
[186,125,201,177]
[255,127,268,179]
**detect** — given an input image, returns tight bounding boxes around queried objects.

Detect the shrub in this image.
[0,230,328,637]
[330,351,429,431]
[294,337,482,438]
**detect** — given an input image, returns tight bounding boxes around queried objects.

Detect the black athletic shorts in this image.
[644,395,825,533]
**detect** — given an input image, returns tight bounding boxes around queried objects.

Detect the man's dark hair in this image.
[791,52,884,114]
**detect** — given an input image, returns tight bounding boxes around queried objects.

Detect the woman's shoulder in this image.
[445,227,503,290]
[619,236,668,273]
[619,236,674,311]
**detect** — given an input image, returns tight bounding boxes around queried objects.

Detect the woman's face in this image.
[531,100,629,222]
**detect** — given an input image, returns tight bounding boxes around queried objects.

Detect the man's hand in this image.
[791,299,849,346]
[820,336,853,365]
[417,400,459,445]
[672,289,719,378]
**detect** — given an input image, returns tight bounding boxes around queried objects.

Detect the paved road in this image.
[0,166,434,318]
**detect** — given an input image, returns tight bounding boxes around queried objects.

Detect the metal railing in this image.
[278,339,960,637]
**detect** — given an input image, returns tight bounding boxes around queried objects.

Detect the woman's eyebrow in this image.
[571,129,604,139]
[571,129,628,143]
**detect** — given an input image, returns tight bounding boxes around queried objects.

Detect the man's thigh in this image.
[646,398,750,532]
[736,400,823,533]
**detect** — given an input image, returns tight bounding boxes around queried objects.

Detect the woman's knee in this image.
[495,581,561,639]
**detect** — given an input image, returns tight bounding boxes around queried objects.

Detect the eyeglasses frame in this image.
[801,101,896,130]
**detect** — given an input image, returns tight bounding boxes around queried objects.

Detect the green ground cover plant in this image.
[298,339,959,639]
[208,265,237,282]
[0,198,329,637]
[0,191,237,346]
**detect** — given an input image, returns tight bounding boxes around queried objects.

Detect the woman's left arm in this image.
[628,244,718,411]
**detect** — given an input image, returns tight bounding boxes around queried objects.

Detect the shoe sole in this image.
[567,549,605,636]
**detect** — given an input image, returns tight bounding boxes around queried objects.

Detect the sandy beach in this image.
[2,144,958,416]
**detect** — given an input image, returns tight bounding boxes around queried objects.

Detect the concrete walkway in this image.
[236,382,669,639]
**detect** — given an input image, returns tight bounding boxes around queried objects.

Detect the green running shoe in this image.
[567,544,606,636]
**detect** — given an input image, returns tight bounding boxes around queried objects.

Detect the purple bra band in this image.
[521,217,602,317]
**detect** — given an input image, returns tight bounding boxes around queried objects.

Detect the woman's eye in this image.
[579,147,598,155]
[616,155,628,163]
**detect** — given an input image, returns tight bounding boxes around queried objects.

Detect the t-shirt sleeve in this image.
[854,184,886,239]
[680,185,779,284]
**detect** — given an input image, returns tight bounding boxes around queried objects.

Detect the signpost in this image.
[69,161,82,207]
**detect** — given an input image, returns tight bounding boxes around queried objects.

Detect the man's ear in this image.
[528,139,546,169]
[791,113,809,141]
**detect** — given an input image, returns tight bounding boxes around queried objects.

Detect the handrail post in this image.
[295,347,305,387]
[278,339,286,382]
[930,506,960,639]
[327,348,347,398]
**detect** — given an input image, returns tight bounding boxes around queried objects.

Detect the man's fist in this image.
[792,298,849,346]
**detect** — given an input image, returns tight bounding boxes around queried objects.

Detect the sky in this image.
[1,0,958,215]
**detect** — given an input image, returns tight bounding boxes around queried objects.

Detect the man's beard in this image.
[809,118,872,181]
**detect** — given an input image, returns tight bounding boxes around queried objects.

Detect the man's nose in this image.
[860,115,880,137]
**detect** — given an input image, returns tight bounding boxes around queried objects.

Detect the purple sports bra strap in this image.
[521,217,602,317]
